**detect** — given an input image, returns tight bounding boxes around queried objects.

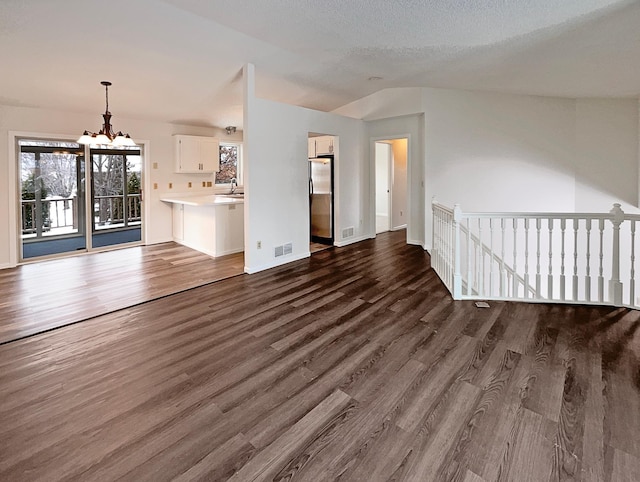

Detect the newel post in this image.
[453,204,462,299]
[609,203,624,306]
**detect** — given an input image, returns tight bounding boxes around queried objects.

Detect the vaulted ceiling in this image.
[0,0,638,129]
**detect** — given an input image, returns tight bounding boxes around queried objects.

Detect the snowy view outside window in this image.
[19,139,141,239]
[216,144,239,184]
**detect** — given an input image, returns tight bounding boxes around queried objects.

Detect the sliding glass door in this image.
[17,139,143,261]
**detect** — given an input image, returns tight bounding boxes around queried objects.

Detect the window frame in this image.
[214,141,243,192]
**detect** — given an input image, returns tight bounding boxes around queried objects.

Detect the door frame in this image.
[374,141,392,234]
[369,134,411,240]
[8,131,149,267]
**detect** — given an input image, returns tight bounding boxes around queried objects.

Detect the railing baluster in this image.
[548,218,554,299]
[489,218,495,298]
[536,218,541,298]
[598,219,605,303]
[512,218,518,297]
[560,218,566,301]
[585,219,592,302]
[524,218,530,299]
[467,218,472,296]
[478,218,484,297]
[501,218,506,297]
[630,219,636,307]
[573,218,579,301]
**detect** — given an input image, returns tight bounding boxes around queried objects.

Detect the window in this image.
[215,143,242,185]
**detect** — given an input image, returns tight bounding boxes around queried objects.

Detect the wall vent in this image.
[342,227,355,239]
[275,242,293,257]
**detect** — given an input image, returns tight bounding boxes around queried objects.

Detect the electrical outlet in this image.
[207,181,212,187]
[400,210,403,216]
[152,162,158,169]
[202,181,206,187]
[153,183,158,189]
[188,182,192,188]
[257,241,262,249]
[169,182,173,189]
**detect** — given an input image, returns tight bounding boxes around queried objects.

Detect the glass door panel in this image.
[90,148,142,248]
[19,140,86,259]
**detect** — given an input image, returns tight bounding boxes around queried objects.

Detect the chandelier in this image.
[77,81,136,146]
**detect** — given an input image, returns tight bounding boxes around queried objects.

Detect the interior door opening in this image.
[374,138,408,235]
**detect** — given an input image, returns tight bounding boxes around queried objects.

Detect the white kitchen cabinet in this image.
[314,136,334,156]
[174,135,220,173]
[308,138,316,158]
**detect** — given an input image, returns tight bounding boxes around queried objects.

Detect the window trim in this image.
[214,142,243,193]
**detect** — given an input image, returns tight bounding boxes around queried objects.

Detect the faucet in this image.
[230,177,238,194]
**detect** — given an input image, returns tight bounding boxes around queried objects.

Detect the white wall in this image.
[0,104,236,268]
[243,65,366,273]
[422,88,578,248]
[575,98,639,212]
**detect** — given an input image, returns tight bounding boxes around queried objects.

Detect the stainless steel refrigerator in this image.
[309,156,334,244]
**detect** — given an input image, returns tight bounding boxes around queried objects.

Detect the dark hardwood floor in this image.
[0,231,639,481]
[0,243,244,344]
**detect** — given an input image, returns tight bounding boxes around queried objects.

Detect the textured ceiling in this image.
[0,0,638,129]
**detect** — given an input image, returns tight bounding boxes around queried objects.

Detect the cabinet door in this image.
[308,138,316,158]
[200,138,220,172]
[174,135,220,173]
[176,137,201,172]
[315,136,334,156]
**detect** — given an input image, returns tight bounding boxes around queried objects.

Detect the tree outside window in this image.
[216,144,240,184]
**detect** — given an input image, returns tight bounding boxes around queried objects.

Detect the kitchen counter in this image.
[162,194,244,257]
[160,194,244,206]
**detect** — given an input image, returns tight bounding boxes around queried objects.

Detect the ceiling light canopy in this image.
[78,81,136,147]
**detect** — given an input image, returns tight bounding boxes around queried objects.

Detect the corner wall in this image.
[243,66,366,273]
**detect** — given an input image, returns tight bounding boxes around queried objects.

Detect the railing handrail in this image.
[431,200,638,310]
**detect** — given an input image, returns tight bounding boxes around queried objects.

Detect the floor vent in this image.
[342,227,354,239]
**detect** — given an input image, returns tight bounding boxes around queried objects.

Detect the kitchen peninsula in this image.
[161,194,244,257]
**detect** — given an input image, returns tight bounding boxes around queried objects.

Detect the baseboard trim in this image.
[244,251,310,274]
[408,239,427,250]
[334,234,371,247]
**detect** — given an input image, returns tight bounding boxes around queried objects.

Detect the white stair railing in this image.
[431,200,639,310]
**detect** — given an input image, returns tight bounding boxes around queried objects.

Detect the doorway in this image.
[374,138,408,234]
[308,134,335,252]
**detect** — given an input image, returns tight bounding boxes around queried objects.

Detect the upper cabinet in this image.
[174,135,219,173]
[308,136,334,158]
